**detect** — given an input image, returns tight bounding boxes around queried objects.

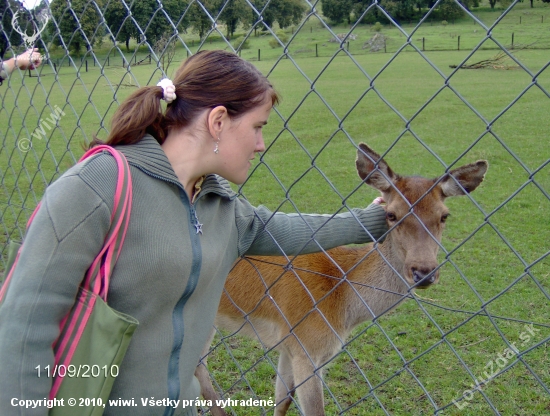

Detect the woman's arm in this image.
[0,49,42,84]
[0,155,116,413]
[235,199,387,257]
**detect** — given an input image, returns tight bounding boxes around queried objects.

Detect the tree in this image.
[438,0,464,21]
[103,0,134,51]
[252,0,305,29]
[321,0,354,24]
[154,32,177,72]
[188,0,219,39]
[103,0,188,52]
[218,0,251,39]
[487,0,512,8]
[354,0,418,25]
[49,0,104,53]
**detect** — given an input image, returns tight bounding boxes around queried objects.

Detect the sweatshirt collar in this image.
[116,134,236,201]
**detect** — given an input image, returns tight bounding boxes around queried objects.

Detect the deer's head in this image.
[356,143,488,289]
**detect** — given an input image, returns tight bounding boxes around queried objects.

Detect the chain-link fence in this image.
[1,0,549,414]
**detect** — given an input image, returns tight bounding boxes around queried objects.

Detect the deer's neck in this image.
[344,235,410,331]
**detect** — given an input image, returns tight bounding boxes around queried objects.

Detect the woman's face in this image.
[217,97,272,184]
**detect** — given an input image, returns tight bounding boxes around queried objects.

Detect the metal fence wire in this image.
[1,0,549,414]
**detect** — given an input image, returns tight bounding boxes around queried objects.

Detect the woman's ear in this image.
[207,106,229,138]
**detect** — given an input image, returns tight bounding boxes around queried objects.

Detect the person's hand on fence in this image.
[14,48,43,70]
[1,48,42,85]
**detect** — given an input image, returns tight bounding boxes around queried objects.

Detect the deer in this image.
[196,143,488,416]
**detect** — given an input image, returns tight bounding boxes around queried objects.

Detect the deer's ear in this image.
[440,160,488,197]
[356,143,397,192]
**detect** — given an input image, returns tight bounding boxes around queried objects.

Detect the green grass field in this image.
[1,0,549,414]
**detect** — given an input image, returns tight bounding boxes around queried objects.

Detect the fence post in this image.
[423,37,425,51]
[258,49,260,61]
[86,60,88,72]
[458,35,460,51]
[54,63,57,73]
[316,43,318,57]
[512,33,514,49]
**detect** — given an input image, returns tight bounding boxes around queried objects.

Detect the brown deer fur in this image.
[196,143,488,416]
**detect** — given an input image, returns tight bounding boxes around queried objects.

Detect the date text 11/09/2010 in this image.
[35,364,119,378]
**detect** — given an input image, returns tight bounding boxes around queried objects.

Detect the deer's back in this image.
[216,244,380,354]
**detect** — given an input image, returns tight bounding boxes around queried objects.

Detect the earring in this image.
[214,138,220,154]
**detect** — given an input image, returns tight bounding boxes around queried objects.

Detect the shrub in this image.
[269,38,282,49]
[269,31,289,49]
[372,22,383,32]
[232,37,250,50]
[276,31,289,43]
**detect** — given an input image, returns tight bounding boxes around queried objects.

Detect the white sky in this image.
[22,0,41,10]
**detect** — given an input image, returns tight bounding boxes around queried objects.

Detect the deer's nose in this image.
[412,267,437,287]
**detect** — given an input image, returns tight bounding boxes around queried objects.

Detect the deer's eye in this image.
[441,214,450,223]
[386,212,397,222]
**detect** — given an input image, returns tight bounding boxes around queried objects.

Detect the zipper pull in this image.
[194,210,203,235]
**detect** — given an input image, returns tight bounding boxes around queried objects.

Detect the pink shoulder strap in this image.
[50,145,133,398]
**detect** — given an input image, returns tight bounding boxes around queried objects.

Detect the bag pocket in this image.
[50,289,138,416]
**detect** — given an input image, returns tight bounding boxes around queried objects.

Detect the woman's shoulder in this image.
[47,151,120,210]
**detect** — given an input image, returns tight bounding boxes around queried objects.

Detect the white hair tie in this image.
[157,78,176,104]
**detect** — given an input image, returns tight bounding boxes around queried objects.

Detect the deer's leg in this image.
[195,328,228,416]
[292,354,325,416]
[275,350,295,416]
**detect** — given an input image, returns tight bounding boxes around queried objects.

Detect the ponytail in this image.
[91,50,279,149]
[90,86,166,148]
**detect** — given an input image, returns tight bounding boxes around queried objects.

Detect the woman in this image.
[0,50,387,415]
